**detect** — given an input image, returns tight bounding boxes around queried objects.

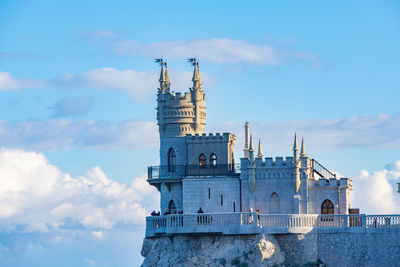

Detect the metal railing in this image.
[148,164,241,179]
[311,159,336,179]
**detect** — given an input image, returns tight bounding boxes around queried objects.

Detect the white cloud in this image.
[114,38,285,65]
[0,119,158,151]
[0,148,159,232]
[0,72,46,90]
[212,113,400,152]
[352,160,400,214]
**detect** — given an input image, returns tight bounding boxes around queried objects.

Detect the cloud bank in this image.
[214,113,400,152]
[0,68,208,99]
[0,148,158,232]
[0,119,159,151]
[1,113,399,152]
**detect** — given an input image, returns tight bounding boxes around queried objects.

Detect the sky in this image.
[0,0,399,266]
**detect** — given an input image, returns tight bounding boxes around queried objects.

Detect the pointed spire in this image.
[191,60,202,90]
[249,134,254,161]
[257,139,263,158]
[293,133,299,161]
[165,63,171,91]
[293,133,299,151]
[300,138,306,157]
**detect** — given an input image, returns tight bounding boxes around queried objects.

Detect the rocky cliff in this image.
[141,234,285,267]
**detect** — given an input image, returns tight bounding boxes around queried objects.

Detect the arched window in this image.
[168,148,176,172]
[321,199,334,214]
[199,154,206,168]
[168,200,176,214]
[269,192,280,214]
[210,153,217,168]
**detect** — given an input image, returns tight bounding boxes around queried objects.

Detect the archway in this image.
[269,192,280,214]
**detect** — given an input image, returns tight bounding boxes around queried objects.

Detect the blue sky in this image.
[0,1,400,266]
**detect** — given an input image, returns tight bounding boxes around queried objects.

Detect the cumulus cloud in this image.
[352,160,400,214]
[114,38,285,65]
[0,72,46,90]
[212,113,400,152]
[0,148,158,232]
[0,119,158,151]
[51,95,94,117]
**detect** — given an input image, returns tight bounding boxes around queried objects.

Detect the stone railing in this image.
[145,213,400,237]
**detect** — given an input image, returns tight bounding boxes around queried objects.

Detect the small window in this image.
[208,188,211,199]
[233,202,236,212]
[210,153,217,168]
[221,195,223,206]
[168,148,176,172]
[199,154,206,168]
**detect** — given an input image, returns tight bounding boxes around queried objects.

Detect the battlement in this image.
[310,177,351,188]
[186,132,236,143]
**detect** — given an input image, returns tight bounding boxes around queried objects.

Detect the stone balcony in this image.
[145,213,400,237]
[147,164,240,181]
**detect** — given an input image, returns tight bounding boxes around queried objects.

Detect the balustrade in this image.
[145,213,400,237]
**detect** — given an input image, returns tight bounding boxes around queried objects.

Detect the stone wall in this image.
[142,228,400,266]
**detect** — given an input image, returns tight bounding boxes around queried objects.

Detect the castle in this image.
[142,60,400,267]
[148,59,352,216]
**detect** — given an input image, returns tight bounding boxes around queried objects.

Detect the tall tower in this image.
[156,59,207,166]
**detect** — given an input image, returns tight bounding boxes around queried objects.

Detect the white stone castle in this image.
[148,59,352,217]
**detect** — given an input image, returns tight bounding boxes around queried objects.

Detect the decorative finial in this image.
[300,138,306,157]
[257,139,263,158]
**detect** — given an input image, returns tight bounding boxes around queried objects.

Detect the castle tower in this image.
[156,59,207,167]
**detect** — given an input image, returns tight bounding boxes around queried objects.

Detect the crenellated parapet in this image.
[157,59,206,138]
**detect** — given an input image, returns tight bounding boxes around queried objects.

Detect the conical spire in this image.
[257,139,263,158]
[192,60,202,90]
[249,134,254,151]
[165,63,171,91]
[293,133,299,151]
[293,133,299,161]
[300,138,306,157]
[249,134,254,161]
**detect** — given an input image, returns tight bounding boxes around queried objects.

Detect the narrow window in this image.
[199,153,206,168]
[233,202,236,212]
[208,188,211,199]
[168,200,176,214]
[221,195,223,206]
[210,153,217,168]
[168,148,176,172]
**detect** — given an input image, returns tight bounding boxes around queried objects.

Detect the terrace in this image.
[145,213,400,237]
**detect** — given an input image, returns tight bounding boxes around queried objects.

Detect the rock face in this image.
[141,234,285,267]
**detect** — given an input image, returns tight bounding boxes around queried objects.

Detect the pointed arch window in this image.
[210,153,217,168]
[199,154,206,168]
[168,200,176,214]
[321,199,334,214]
[168,148,176,172]
[269,192,280,214]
